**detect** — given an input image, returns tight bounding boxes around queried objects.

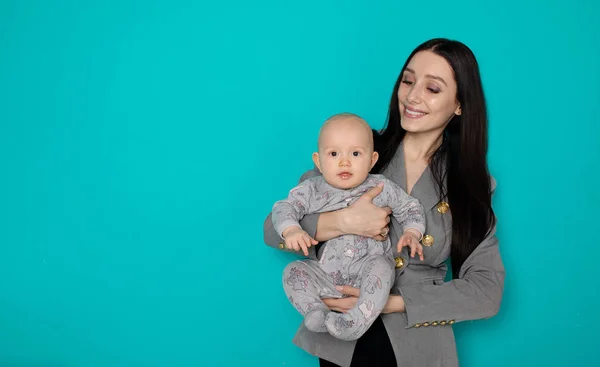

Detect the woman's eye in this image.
[401,79,413,85]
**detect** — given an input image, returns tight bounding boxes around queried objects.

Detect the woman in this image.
[263,38,505,367]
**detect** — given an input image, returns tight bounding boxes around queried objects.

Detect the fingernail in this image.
[377,182,384,187]
[335,286,343,291]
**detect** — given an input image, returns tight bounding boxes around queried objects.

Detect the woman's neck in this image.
[402,131,444,162]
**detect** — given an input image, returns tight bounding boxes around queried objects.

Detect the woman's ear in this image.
[454,104,462,116]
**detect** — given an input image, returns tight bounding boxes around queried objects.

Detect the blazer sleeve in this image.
[263,167,322,260]
[398,180,505,328]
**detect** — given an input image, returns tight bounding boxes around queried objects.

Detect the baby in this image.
[272,113,426,341]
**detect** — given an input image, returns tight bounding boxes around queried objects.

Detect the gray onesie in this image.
[272,174,426,341]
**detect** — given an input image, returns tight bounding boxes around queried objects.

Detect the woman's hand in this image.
[341,183,392,241]
[322,286,361,313]
[322,285,406,314]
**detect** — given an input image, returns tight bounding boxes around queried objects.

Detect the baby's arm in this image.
[272,180,319,255]
[382,179,426,259]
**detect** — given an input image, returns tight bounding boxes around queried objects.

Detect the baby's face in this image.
[313,118,378,190]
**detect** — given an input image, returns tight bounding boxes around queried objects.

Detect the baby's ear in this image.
[312,152,322,172]
[370,151,379,170]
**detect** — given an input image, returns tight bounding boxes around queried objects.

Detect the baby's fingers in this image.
[285,239,295,250]
[396,238,405,252]
[301,244,309,256]
[410,241,417,258]
[290,239,301,252]
[302,235,313,248]
[299,240,309,256]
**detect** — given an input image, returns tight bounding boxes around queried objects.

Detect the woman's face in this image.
[397,50,462,134]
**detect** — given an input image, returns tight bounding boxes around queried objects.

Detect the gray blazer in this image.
[263,145,505,367]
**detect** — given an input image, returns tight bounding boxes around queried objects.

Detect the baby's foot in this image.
[304,308,328,332]
[325,311,366,341]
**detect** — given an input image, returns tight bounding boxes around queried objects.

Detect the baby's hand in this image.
[283,226,318,256]
[397,230,424,261]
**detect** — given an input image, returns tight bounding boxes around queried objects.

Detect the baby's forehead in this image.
[318,117,373,149]
[321,116,370,135]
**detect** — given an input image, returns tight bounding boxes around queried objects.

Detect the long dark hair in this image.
[372,38,496,278]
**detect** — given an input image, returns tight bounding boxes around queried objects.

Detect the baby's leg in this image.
[325,255,394,341]
[282,260,338,333]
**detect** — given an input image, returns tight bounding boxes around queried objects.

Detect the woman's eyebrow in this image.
[405,68,448,86]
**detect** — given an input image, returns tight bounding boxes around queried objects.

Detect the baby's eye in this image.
[330,152,337,157]
[352,151,361,157]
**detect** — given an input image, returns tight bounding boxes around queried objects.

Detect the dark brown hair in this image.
[372,38,495,278]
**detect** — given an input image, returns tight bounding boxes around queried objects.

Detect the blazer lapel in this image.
[410,167,441,212]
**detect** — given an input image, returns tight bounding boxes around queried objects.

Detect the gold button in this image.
[414,323,421,328]
[422,235,434,247]
[422,322,430,327]
[279,243,285,250]
[448,320,455,325]
[432,321,439,326]
[437,202,449,214]
[394,257,405,269]
[440,321,447,326]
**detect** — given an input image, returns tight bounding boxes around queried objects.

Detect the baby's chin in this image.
[324,175,365,190]
[329,182,355,190]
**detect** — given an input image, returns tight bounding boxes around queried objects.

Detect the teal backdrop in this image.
[1,1,598,366]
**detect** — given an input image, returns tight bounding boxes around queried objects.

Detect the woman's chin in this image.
[400,120,423,133]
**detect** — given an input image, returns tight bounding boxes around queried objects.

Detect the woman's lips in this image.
[403,105,428,119]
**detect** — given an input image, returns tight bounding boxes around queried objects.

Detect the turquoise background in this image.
[1,0,598,366]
